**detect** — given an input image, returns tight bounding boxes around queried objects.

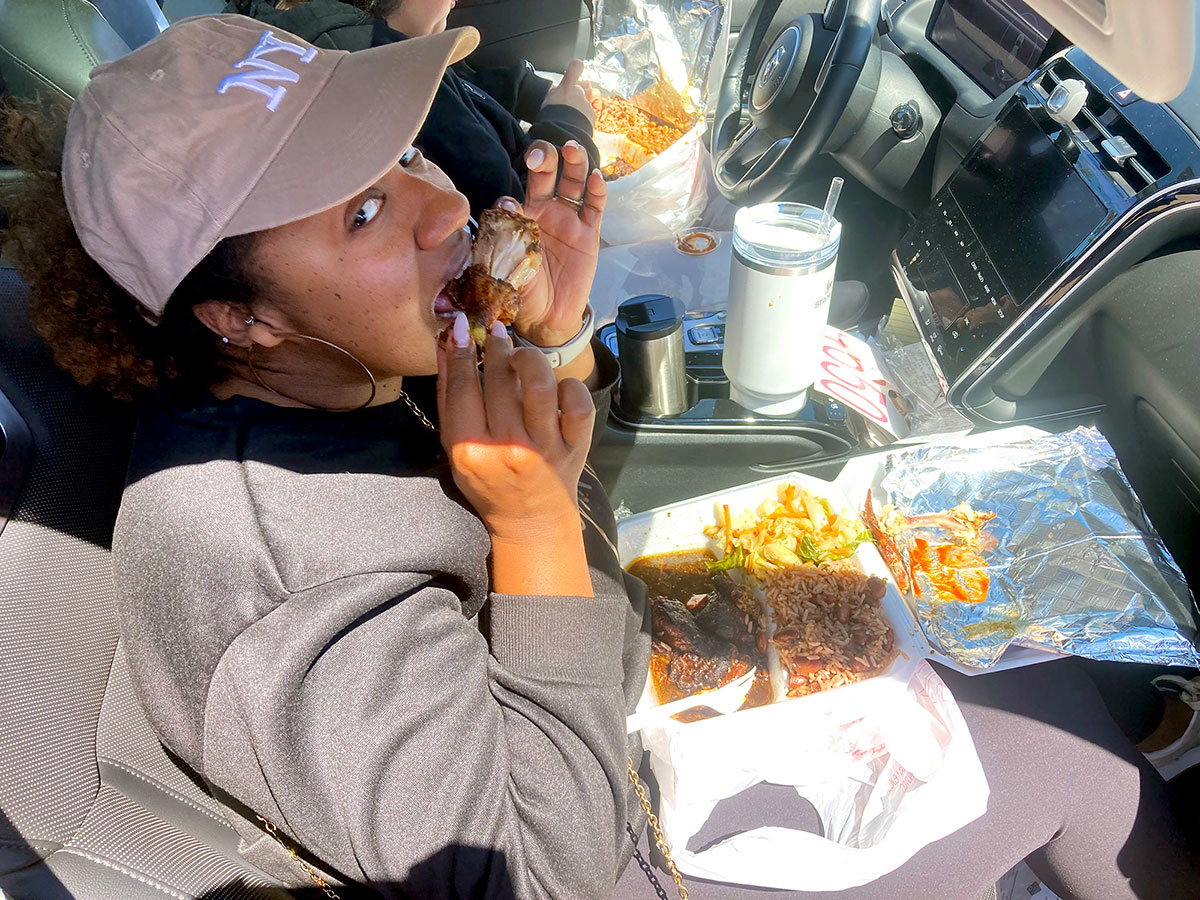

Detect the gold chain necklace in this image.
[398,388,437,431]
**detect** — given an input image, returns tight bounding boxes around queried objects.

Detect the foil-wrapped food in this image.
[584,0,722,179]
[865,427,1200,669]
[587,0,724,101]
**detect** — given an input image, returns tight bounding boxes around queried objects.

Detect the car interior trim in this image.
[0,387,33,542]
[952,177,1200,400]
[886,38,1200,422]
[963,191,1200,422]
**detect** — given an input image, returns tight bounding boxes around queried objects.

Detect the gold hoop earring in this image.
[245,332,377,412]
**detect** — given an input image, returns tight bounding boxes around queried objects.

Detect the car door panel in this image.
[1079,251,1200,586]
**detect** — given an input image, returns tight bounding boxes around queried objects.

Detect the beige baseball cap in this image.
[62,14,478,321]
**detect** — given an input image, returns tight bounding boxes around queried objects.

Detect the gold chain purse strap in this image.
[258,774,690,900]
[255,815,341,899]
[255,750,686,898]
[578,465,690,899]
[627,758,690,900]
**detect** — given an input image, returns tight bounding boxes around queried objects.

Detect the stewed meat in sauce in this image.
[628,551,772,719]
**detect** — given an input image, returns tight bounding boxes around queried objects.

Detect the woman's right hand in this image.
[437,313,596,596]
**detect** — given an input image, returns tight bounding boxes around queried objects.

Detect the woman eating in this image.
[2,14,1196,900]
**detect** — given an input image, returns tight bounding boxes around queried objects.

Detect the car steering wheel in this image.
[712,0,880,204]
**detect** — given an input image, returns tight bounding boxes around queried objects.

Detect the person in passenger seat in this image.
[226,0,599,218]
[2,15,1198,900]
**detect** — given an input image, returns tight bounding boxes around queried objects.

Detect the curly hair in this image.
[0,99,261,402]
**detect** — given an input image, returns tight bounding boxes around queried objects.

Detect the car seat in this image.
[0,0,130,107]
[0,4,296,897]
[0,268,297,899]
[90,0,168,50]
[162,0,228,25]
[0,0,219,110]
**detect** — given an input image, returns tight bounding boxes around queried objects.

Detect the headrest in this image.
[0,0,131,106]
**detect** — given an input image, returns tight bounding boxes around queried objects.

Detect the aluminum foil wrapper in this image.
[879,427,1200,668]
[585,0,724,105]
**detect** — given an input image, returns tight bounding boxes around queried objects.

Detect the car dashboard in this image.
[888,14,1200,422]
[924,0,1066,99]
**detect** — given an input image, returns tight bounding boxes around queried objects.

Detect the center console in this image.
[592,31,1200,513]
[893,49,1200,418]
[595,43,1200,463]
[597,310,861,458]
[898,96,1112,385]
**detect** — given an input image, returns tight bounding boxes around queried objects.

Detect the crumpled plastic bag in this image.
[638,661,990,891]
[599,120,710,245]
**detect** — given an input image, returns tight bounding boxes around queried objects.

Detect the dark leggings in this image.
[615,659,1199,900]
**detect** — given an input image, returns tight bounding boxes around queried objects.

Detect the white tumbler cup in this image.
[722,202,841,416]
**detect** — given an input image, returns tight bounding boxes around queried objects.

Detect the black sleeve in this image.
[458,60,553,123]
[528,105,601,173]
[587,338,619,457]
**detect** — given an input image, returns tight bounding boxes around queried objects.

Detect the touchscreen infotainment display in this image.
[948,103,1107,306]
[929,0,1056,96]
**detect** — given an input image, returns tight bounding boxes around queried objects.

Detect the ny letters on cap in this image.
[217,30,318,112]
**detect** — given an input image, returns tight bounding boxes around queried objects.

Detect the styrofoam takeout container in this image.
[619,428,1065,730]
[619,471,926,732]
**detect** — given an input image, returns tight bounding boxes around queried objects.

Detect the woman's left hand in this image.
[541,60,597,127]
[504,140,606,348]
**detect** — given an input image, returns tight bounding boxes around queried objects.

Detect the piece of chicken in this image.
[446,208,542,345]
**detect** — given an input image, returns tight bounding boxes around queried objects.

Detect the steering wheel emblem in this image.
[759,45,787,88]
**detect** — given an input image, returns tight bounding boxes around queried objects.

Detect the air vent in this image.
[1033,60,1169,196]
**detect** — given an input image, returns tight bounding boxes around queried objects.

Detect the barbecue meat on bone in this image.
[446,208,542,344]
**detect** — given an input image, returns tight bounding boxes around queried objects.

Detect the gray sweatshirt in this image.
[112,357,651,899]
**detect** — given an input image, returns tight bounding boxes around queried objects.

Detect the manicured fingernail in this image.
[498,197,519,212]
[490,320,508,339]
[565,140,582,151]
[452,311,470,348]
[526,147,545,168]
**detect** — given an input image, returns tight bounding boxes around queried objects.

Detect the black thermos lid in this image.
[615,294,686,341]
